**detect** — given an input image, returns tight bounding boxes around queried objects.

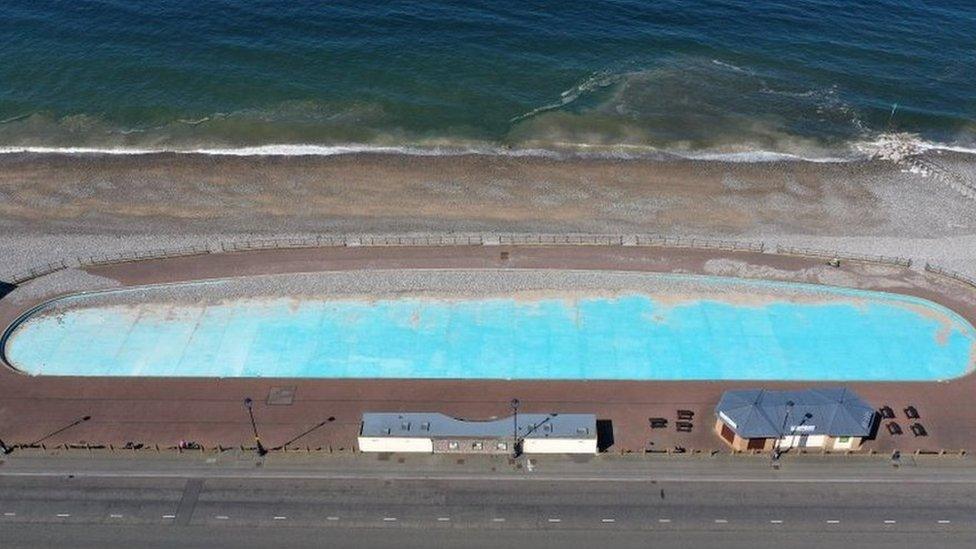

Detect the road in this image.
[1,454,975,548]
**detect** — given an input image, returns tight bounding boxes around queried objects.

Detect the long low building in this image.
[358,412,598,454]
[715,387,877,451]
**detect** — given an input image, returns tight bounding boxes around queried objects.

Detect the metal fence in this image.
[496,233,625,246]
[635,235,765,253]
[76,245,212,267]
[7,260,72,285]
[352,234,484,247]
[220,236,345,252]
[8,245,212,285]
[8,233,966,288]
[775,245,912,267]
[924,263,976,289]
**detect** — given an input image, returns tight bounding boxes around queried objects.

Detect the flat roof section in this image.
[360,412,597,440]
[715,388,876,438]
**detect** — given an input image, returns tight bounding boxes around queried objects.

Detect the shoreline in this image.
[1,149,975,280]
[0,131,973,162]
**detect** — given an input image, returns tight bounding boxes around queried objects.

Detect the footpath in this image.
[2,450,975,484]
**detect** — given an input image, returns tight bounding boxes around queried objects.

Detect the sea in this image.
[1,0,974,160]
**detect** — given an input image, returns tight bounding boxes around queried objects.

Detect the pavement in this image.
[1,245,975,455]
[1,453,975,548]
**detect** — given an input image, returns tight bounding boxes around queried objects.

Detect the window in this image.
[472,442,483,450]
[448,441,459,450]
[496,442,508,451]
[838,436,850,443]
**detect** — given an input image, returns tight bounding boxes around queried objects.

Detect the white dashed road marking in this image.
[109,514,123,519]
[3,513,15,517]
[326,516,340,521]
[56,514,70,518]
[884,520,896,524]
[437,517,451,522]
[492,518,506,522]
[162,515,176,519]
[273,516,287,520]
[601,518,615,523]
[548,518,562,523]
[938,520,952,524]
[826,520,840,524]
[658,518,672,523]
[383,517,397,522]
[714,519,728,524]
[770,520,783,524]
[215,516,229,520]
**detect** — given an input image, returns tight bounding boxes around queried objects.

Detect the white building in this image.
[358,412,598,455]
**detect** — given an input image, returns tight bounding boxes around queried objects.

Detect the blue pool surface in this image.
[4,277,975,380]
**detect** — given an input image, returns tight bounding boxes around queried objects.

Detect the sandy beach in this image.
[1,150,974,279]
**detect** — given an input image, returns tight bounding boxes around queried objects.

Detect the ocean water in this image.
[1,0,974,159]
[5,278,974,379]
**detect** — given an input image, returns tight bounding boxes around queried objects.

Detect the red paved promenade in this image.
[0,245,974,455]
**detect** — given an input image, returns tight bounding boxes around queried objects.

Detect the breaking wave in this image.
[2,136,972,163]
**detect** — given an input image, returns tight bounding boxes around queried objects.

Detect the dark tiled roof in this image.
[715,388,876,438]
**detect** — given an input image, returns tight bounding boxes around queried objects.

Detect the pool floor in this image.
[4,273,975,380]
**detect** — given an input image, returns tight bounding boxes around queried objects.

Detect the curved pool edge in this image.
[4,267,976,381]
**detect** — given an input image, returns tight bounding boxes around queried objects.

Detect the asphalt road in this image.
[1,470,975,548]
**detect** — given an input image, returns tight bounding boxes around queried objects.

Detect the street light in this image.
[243,397,267,456]
[510,398,520,458]
[772,400,795,465]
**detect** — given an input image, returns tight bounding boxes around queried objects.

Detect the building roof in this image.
[360,412,596,440]
[715,388,876,439]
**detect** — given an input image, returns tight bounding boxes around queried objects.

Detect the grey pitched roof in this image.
[715,388,876,439]
[360,412,596,440]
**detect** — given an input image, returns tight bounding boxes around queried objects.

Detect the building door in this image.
[720,423,735,444]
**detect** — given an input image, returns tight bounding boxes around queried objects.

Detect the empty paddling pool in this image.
[3,270,975,380]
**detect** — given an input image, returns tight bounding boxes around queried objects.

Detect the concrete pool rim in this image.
[3,268,976,381]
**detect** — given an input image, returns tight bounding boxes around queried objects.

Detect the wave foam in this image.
[853,133,976,162]
[0,143,567,159]
[1,137,972,163]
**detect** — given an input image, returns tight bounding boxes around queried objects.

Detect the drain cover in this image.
[267,386,296,406]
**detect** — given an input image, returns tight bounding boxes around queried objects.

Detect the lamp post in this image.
[243,397,267,456]
[510,398,520,458]
[772,400,795,465]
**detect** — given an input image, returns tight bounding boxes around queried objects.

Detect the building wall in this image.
[778,434,827,448]
[432,438,510,454]
[829,436,862,450]
[523,438,597,454]
[714,418,863,452]
[358,436,433,453]
[716,419,770,451]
